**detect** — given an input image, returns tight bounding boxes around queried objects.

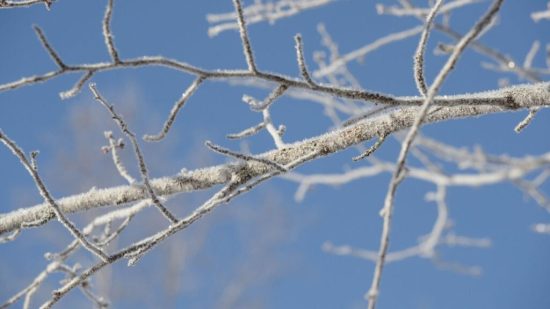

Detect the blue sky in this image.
[1,0,550,308]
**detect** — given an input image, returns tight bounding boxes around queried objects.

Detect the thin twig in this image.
[205,140,288,172]
[103,0,120,63]
[523,40,540,69]
[514,108,539,133]
[103,131,136,184]
[207,0,336,37]
[33,25,66,69]
[233,0,258,72]
[262,108,286,149]
[342,106,395,127]
[143,76,204,141]
[0,229,20,243]
[295,34,316,87]
[227,121,266,139]
[0,130,109,262]
[414,0,444,96]
[0,0,52,10]
[224,150,320,203]
[89,83,178,224]
[246,84,289,111]
[59,70,95,99]
[37,149,319,308]
[366,1,504,307]
[353,134,388,161]
[314,25,425,78]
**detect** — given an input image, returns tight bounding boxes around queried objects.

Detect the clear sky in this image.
[1,0,550,308]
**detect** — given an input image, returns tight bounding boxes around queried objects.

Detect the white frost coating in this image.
[505,82,550,106]
[2,87,549,235]
[207,0,336,37]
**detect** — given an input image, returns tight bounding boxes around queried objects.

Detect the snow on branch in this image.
[0,0,53,9]
[2,81,549,235]
[207,0,336,37]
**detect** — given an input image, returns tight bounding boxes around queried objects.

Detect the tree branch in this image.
[1,81,548,235]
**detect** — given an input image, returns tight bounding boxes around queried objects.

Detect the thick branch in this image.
[1,83,549,234]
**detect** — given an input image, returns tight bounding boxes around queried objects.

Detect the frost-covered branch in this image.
[2,0,550,306]
[0,0,53,9]
[2,81,550,235]
[207,0,336,37]
[531,2,550,22]
[89,83,179,224]
[367,0,504,307]
[0,130,109,262]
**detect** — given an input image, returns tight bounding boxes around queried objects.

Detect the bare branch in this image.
[143,76,205,142]
[294,34,316,87]
[233,0,258,73]
[41,176,249,308]
[227,121,266,139]
[531,3,550,22]
[514,108,539,133]
[33,25,66,70]
[523,40,540,69]
[59,70,94,99]
[3,82,549,235]
[2,1,549,307]
[377,0,480,17]
[367,0,504,307]
[205,140,288,172]
[263,108,286,149]
[0,130,109,262]
[103,0,120,63]
[103,131,136,184]
[0,0,52,9]
[207,0,336,37]
[89,83,178,224]
[314,26,424,78]
[353,134,388,161]
[414,0,444,97]
[245,84,289,111]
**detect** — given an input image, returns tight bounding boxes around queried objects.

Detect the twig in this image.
[314,26,424,78]
[0,130,109,262]
[223,150,320,203]
[143,76,205,141]
[514,41,543,133]
[366,1,504,307]
[89,83,178,224]
[514,108,539,133]
[2,50,544,108]
[59,70,94,99]
[227,121,266,139]
[246,84,288,111]
[233,0,258,72]
[262,108,286,149]
[205,140,288,172]
[531,3,550,22]
[33,25,66,70]
[39,175,252,308]
[103,0,120,63]
[353,134,388,161]
[414,0,444,96]
[0,0,52,9]
[207,0,335,37]
[0,229,20,243]
[103,131,136,184]
[377,0,480,17]
[523,41,540,69]
[295,34,316,86]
